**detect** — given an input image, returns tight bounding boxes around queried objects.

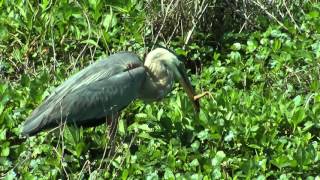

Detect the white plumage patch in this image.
[141,48,179,100]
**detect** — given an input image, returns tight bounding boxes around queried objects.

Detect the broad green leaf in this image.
[103,13,117,31]
[164,169,174,180]
[197,129,209,141]
[247,40,257,52]
[271,155,297,169]
[228,51,241,61]
[231,43,241,51]
[293,95,302,107]
[215,151,226,162]
[291,108,306,126]
[308,11,319,18]
[75,142,86,157]
[190,159,199,167]
[121,169,129,180]
[1,142,10,157]
[0,129,6,140]
[191,140,200,151]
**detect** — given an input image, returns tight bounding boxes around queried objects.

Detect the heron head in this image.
[145,48,200,112]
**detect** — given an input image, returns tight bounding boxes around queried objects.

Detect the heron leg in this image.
[106,112,119,156]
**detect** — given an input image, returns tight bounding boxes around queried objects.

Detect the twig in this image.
[97,118,112,170]
[1,151,30,178]
[106,129,130,177]
[239,14,252,33]
[250,0,288,31]
[111,134,136,180]
[106,113,119,160]
[152,0,176,49]
[184,0,208,48]
[59,122,69,179]
[97,112,119,170]
[283,0,300,32]
[51,25,57,72]
[78,160,91,179]
[164,24,178,46]
[53,102,69,179]
[73,1,92,70]
[305,93,314,110]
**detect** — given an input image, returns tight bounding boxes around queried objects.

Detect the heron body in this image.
[22,48,199,136]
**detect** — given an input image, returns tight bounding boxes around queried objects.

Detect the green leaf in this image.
[138,132,152,139]
[75,142,86,157]
[1,142,10,157]
[270,29,282,38]
[199,109,208,124]
[231,43,241,51]
[271,155,297,169]
[103,12,117,31]
[135,113,148,119]
[215,151,226,162]
[272,39,282,51]
[164,169,174,180]
[291,108,306,126]
[197,129,209,141]
[121,169,129,180]
[308,11,319,18]
[146,171,158,180]
[157,108,163,121]
[247,40,257,52]
[118,119,125,135]
[191,140,200,151]
[89,0,100,10]
[228,51,241,61]
[190,159,199,167]
[213,52,220,62]
[81,39,100,47]
[4,170,16,180]
[137,124,151,131]
[0,129,6,140]
[0,94,10,114]
[311,41,320,58]
[293,95,302,107]
[212,151,226,166]
[175,48,187,56]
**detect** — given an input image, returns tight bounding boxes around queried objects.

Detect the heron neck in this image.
[139,61,174,101]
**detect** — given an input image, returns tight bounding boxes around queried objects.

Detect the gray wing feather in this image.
[22,52,145,135]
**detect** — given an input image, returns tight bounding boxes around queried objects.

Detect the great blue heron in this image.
[22,48,203,136]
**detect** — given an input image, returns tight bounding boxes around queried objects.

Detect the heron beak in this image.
[176,63,200,113]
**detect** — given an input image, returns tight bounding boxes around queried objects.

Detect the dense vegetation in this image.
[1,0,320,179]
